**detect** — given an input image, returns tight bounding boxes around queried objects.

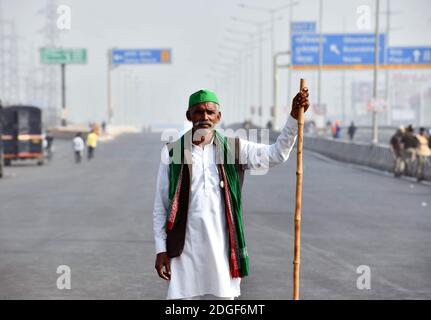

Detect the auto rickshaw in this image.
[1,105,44,166]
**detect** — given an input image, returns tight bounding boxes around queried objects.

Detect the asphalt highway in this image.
[0,132,430,299]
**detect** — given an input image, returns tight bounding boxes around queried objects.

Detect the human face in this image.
[186,102,221,131]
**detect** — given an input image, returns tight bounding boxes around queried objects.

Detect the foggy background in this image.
[1,0,430,130]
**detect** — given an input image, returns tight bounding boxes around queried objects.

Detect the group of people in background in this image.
[390,125,431,181]
[72,125,99,163]
[325,120,357,141]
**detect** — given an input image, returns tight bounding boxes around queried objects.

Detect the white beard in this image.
[192,128,213,142]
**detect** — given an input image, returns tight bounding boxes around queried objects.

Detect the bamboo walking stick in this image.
[293,78,306,300]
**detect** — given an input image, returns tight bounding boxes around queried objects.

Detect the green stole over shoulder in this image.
[166,129,249,278]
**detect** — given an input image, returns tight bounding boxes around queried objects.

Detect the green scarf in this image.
[166,130,249,278]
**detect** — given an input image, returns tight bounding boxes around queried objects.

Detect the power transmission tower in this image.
[0,1,20,105]
[38,0,60,127]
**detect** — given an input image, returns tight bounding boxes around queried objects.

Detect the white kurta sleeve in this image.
[152,146,170,255]
[240,115,298,171]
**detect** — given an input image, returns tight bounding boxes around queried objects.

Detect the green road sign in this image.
[40,48,87,64]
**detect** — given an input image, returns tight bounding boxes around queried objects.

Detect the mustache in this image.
[194,121,212,127]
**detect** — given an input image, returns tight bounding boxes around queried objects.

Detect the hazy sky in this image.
[2,0,431,128]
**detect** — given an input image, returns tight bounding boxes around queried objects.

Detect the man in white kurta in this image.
[153,89,309,300]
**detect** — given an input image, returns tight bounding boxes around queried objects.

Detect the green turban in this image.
[188,89,219,110]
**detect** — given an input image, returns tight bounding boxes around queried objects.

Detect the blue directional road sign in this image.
[292,33,385,66]
[291,22,316,34]
[111,49,172,65]
[387,47,431,65]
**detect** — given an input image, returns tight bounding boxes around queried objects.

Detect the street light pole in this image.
[271,11,275,63]
[287,0,294,107]
[107,48,113,125]
[385,0,391,126]
[60,63,66,126]
[238,3,297,127]
[317,0,323,115]
[372,0,380,145]
[232,16,269,127]
[217,56,242,123]
[273,51,290,130]
[226,28,258,122]
[238,2,293,66]
[212,67,235,124]
[218,42,246,122]
[258,24,263,127]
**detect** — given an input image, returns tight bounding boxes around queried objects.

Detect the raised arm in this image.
[240,88,309,171]
[240,115,298,170]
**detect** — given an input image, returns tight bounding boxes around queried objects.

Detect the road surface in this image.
[0,132,430,299]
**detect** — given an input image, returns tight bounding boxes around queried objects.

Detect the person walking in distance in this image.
[332,120,341,139]
[415,127,431,182]
[44,129,55,161]
[86,129,98,160]
[73,133,85,163]
[401,125,419,175]
[390,127,406,177]
[347,121,357,141]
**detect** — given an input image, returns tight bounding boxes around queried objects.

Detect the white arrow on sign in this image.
[330,44,341,55]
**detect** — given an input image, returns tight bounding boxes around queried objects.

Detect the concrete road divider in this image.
[48,124,140,142]
[268,130,431,182]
